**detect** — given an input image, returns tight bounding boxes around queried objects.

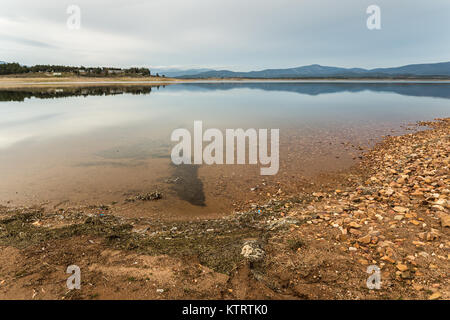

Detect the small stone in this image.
[440,214,450,228]
[432,205,445,211]
[348,222,362,229]
[337,234,348,241]
[358,258,369,265]
[313,192,324,198]
[428,292,441,300]
[349,228,362,236]
[401,271,412,279]
[357,234,371,244]
[393,206,409,213]
[396,263,408,272]
[412,284,423,291]
[241,241,265,262]
[381,255,395,263]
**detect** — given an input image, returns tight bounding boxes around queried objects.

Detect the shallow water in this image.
[0,82,449,218]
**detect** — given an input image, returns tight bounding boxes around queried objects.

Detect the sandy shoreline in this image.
[0,76,180,88]
[1,76,449,89]
[0,118,448,300]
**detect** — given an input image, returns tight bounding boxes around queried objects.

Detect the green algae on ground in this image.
[0,195,307,274]
[0,210,263,274]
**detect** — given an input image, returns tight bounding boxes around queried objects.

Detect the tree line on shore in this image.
[0,62,156,77]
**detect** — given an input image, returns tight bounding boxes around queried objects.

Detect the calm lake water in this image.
[0,82,449,219]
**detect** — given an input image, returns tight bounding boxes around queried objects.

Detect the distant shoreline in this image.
[1,76,449,89]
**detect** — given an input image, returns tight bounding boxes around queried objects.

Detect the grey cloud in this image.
[0,34,57,49]
[0,0,449,69]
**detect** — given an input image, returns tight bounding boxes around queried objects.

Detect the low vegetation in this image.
[0,62,155,77]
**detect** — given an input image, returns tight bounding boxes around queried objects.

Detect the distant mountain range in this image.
[176,62,450,79]
[151,68,213,77]
[2,61,449,78]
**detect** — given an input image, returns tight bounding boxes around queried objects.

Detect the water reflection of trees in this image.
[0,86,166,102]
[2,83,449,101]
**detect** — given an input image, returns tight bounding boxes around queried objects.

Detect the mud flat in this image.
[0,76,179,89]
[0,118,448,299]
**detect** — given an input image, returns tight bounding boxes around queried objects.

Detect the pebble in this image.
[428,292,442,300]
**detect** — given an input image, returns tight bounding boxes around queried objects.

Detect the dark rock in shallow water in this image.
[126,191,162,202]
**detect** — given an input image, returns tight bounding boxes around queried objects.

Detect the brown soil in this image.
[0,76,179,89]
[0,118,448,300]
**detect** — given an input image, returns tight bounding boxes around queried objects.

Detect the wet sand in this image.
[0,120,416,220]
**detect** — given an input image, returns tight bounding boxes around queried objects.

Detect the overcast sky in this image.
[1,0,449,71]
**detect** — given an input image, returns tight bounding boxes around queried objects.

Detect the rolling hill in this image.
[176,62,450,79]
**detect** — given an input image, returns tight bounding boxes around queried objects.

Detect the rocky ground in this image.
[0,118,448,300]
